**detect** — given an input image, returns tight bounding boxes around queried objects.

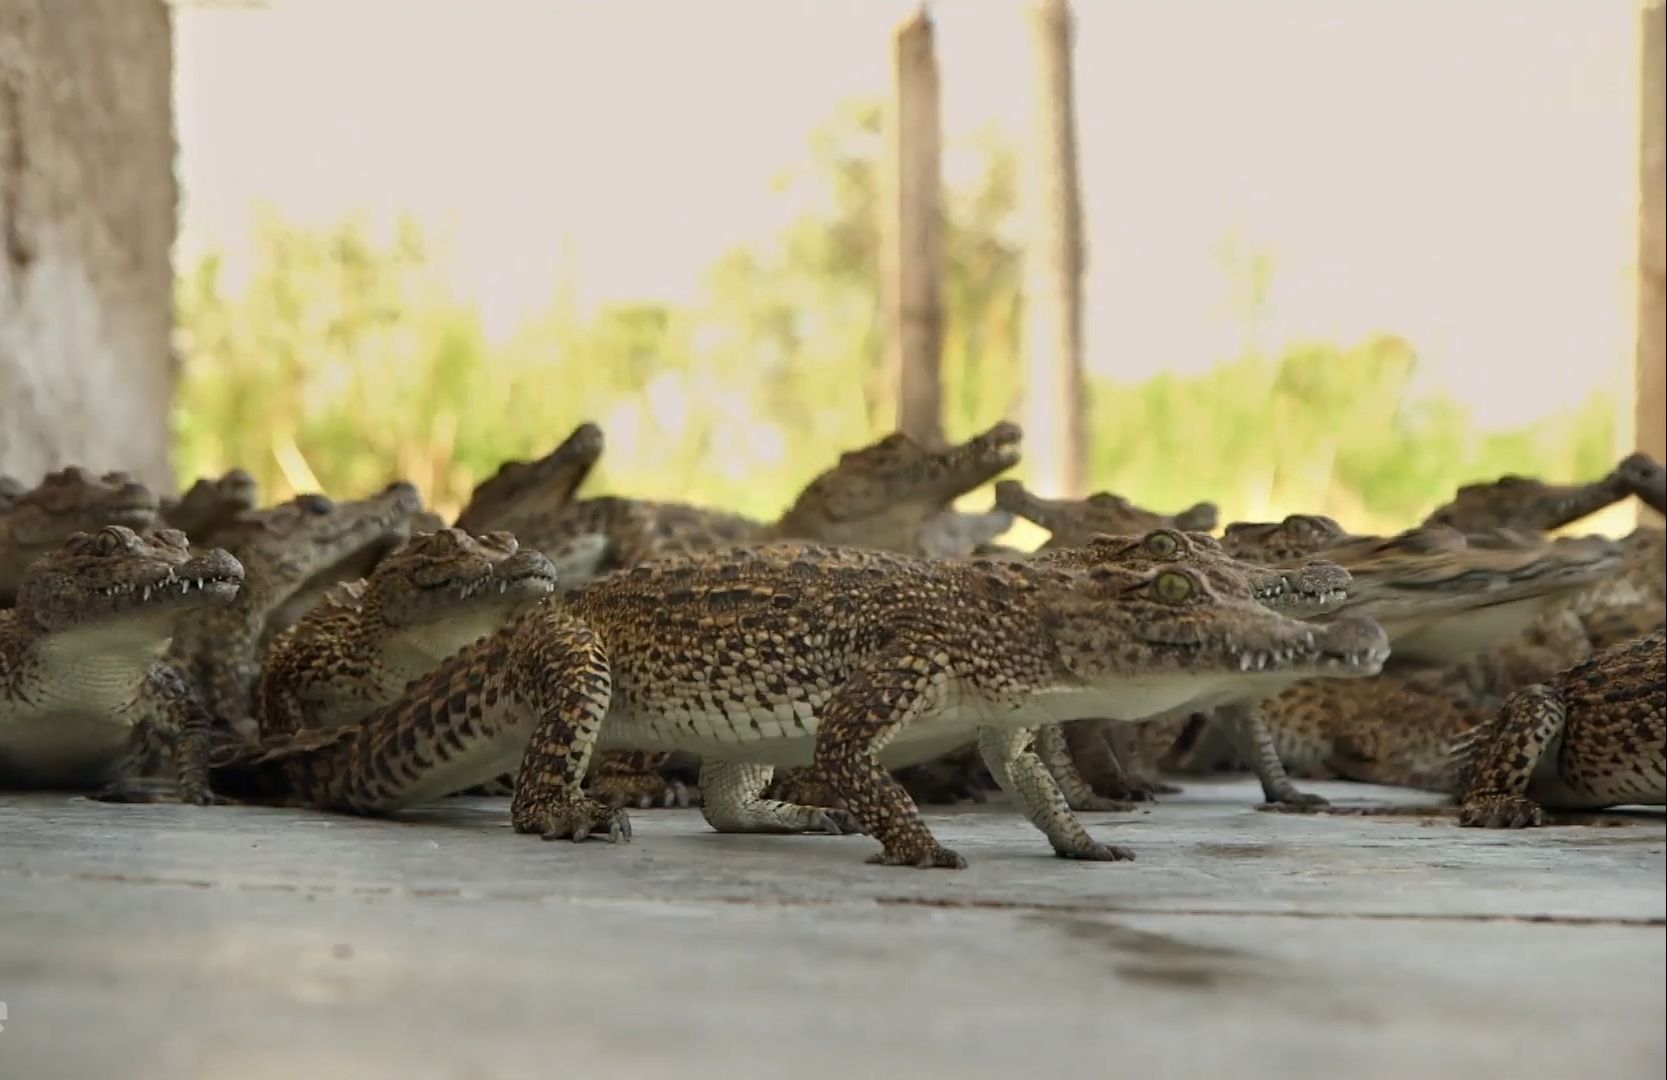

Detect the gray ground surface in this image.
[0,778,1661,1080]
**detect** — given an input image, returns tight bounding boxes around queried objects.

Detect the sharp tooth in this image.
[1240,653,1253,671]
[142,586,150,601]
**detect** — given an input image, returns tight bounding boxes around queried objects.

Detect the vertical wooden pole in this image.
[1020,0,1087,496]
[1635,0,1665,521]
[882,6,945,445]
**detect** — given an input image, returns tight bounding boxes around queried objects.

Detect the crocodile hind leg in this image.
[1060,719,1168,803]
[699,760,856,834]
[979,726,1134,862]
[1219,702,1330,809]
[1456,685,1561,829]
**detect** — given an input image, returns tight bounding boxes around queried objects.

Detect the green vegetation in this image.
[173,100,1621,533]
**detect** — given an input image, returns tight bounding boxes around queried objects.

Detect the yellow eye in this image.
[1153,570,1193,602]
[1144,531,1180,558]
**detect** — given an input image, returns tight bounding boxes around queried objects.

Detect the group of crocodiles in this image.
[1,425,1662,869]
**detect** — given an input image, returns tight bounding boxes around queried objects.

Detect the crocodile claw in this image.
[526,798,634,843]
[867,843,968,870]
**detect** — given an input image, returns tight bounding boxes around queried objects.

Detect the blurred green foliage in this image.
[173,100,1621,534]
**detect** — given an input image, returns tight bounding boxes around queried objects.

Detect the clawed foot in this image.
[1054,840,1135,862]
[1458,794,1546,829]
[89,780,230,806]
[867,843,968,869]
[807,808,862,835]
[516,797,634,843]
[1258,790,1331,813]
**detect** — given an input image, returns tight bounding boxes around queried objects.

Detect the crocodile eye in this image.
[1144,531,1180,558]
[1152,570,1194,603]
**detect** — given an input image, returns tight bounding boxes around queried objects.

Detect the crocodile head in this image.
[209,482,429,619]
[1316,527,1626,666]
[1421,468,1629,534]
[772,421,1023,551]
[1220,513,1355,562]
[1038,528,1353,618]
[363,528,559,645]
[454,421,605,533]
[161,468,262,542]
[1041,561,1390,713]
[994,479,1219,547]
[1,468,163,603]
[1612,451,1666,517]
[15,526,243,649]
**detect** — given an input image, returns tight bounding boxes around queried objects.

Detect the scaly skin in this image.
[453,422,605,535]
[161,469,261,542]
[993,479,1219,549]
[0,527,243,800]
[211,544,1390,869]
[0,467,162,604]
[1420,460,1633,534]
[258,529,559,738]
[1456,628,1665,826]
[167,483,428,739]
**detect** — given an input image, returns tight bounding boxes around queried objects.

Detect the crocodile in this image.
[993,480,1219,548]
[453,422,605,535]
[167,483,429,739]
[161,468,261,541]
[1420,461,1634,534]
[1455,627,1665,826]
[0,526,244,800]
[523,423,1027,806]
[1,467,162,605]
[210,543,1391,869]
[258,528,560,739]
[508,422,1024,580]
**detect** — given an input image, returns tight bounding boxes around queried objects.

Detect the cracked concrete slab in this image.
[0,779,1661,1079]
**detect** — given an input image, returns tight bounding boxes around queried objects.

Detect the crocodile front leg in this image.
[588,750,699,809]
[979,726,1134,861]
[93,665,221,805]
[1456,685,1562,828]
[811,648,968,869]
[1059,719,1169,802]
[699,760,856,834]
[1219,701,1330,809]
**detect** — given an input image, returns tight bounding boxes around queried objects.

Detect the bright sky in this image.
[173,0,1644,431]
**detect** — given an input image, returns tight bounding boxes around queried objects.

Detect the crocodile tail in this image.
[208,727,358,805]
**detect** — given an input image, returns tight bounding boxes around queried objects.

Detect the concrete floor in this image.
[0,779,1661,1080]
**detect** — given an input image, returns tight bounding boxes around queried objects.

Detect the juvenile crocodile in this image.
[0,527,244,800]
[511,422,1024,579]
[454,422,605,535]
[168,483,428,738]
[1455,628,1665,826]
[161,469,261,541]
[993,480,1219,548]
[215,544,1390,869]
[1420,461,1634,534]
[1,467,161,605]
[258,528,559,738]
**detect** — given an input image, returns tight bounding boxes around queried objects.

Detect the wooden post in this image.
[1020,0,1087,496]
[882,6,945,445]
[1636,0,1665,513]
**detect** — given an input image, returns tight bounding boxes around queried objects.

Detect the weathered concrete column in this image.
[0,0,177,492]
[1636,0,1665,495]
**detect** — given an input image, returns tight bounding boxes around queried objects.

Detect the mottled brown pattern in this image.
[1420,465,1631,535]
[167,483,430,738]
[452,422,604,535]
[0,526,242,800]
[257,528,557,739]
[0,466,161,603]
[1457,628,1665,827]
